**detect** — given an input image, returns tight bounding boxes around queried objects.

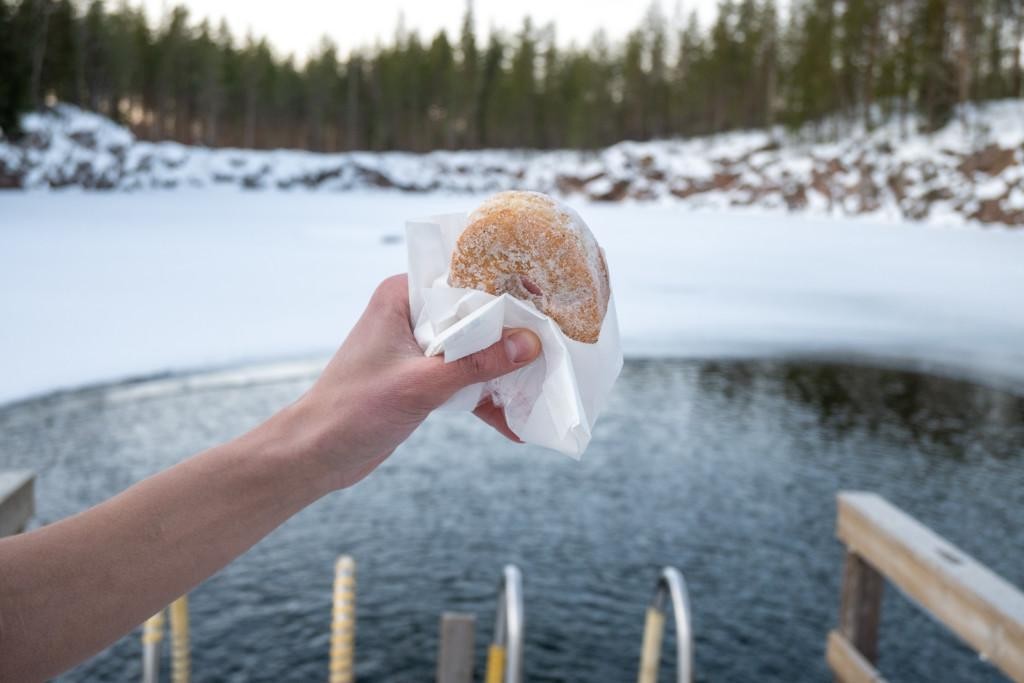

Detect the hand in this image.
[285,274,542,490]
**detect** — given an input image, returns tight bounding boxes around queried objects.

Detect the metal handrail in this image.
[141,596,190,683]
[637,567,693,683]
[141,609,164,683]
[485,564,524,683]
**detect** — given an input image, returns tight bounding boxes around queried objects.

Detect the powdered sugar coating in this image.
[449,191,611,343]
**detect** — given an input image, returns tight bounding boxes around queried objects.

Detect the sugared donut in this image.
[448,191,610,343]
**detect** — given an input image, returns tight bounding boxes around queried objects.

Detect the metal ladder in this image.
[140,561,690,683]
[637,567,693,683]
[485,565,525,683]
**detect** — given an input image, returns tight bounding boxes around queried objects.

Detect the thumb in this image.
[425,328,542,398]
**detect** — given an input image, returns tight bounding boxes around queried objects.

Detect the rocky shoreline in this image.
[2,104,1022,227]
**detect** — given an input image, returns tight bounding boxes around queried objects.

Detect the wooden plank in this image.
[436,612,475,683]
[0,470,34,537]
[837,491,1024,682]
[827,630,888,683]
[837,551,884,664]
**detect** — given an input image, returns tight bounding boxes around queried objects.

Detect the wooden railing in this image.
[830,491,1024,683]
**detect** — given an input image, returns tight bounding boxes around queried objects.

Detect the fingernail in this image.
[504,330,540,364]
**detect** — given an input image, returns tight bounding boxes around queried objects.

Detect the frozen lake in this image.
[2,192,1023,681]
[2,190,1024,406]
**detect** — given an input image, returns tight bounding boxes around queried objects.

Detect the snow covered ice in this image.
[1,190,1023,406]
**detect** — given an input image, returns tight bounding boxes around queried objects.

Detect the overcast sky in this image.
[136,0,728,61]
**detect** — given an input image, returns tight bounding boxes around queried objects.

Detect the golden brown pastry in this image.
[448,191,610,343]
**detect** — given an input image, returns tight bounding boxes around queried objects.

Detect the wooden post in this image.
[837,551,884,665]
[437,612,476,683]
[0,470,34,537]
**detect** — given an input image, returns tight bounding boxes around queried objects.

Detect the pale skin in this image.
[0,274,542,682]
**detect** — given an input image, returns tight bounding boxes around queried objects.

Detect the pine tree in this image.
[42,0,79,106]
[511,19,538,147]
[428,30,455,149]
[0,0,30,139]
[2,0,1020,150]
[458,1,478,147]
[760,0,780,128]
[674,11,706,133]
[194,19,223,146]
[915,0,956,131]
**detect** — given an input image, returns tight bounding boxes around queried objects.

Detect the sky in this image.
[136,0,726,61]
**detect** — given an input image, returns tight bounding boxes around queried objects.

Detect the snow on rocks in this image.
[3,102,1024,227]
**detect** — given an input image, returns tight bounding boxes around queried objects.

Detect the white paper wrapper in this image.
[406,212,623,458]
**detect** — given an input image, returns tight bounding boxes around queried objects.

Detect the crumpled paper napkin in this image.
[406,212,623,458]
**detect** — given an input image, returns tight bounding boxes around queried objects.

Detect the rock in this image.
[69,131,97,150]
[887,170,907,202]
[849,174,881,213]
[629,185,658,200]
[971,198,1024,226]
[901,198,930,221]
[0,170,22,189]
[783,183,808,210]
[824,158,846,175]
[922,187,954,202]
[0,158,22,189]
[354,166,394,189]
[555,171,604,195]
[810,169,834,205]
[300,166,344,188]
[959,144,1017,177]
[588,179,630,202]
[669,180,706,199]
[241,174,265,189]
[711,172,740,190]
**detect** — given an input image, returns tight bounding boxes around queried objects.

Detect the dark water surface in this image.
[1,360,1022,682]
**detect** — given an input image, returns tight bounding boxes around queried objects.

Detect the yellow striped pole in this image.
[330,555,356,683]
[637,606,666,683]
[142,609,165,683]
[169,596,190,683]
[484,644,507,683]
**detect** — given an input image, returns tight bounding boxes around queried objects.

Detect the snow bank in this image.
[1,191,1023,406]
[2,102,1024,226]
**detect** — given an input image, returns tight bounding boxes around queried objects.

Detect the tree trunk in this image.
[346,59,360,150]
[862,4,880,131]
[29,0,52,108]
[1015,5,1024,98]
[243,88,255,148]
[952,0,972,128]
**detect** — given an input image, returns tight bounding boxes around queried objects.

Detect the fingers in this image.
[473,398,523,443]
[422,328,542,399]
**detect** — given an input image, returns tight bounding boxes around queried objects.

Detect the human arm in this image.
[0,274,541,681]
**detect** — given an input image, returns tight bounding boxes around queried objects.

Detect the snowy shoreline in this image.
[3,102,1024,227]
[2,191,1023,407]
